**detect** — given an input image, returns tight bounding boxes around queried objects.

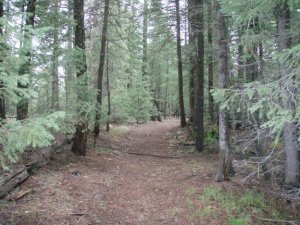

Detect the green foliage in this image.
[212,74,299,140]
[200,186,222,201]
[95,147,109,155]
[186,186,197,195]
[200,186,266,215]
[188,207,214,219]
[239,192,265,209]
[128,83,152,122]
[109,83,152,123]
[204,127,219,144]
[197,186,279,224]
[228,217,249,225]
[188,127,197,140]
[110,88,132,122]
[0,112,65,168]
[212,0,300,149]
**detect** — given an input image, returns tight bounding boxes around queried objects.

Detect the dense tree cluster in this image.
[0,0,299,188]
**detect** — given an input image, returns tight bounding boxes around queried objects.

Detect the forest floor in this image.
[0,118,299,225]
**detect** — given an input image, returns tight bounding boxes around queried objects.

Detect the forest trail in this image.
[1,119,225,225]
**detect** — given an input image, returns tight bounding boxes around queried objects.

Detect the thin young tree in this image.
[207,1,214,123]
[106,43,111,132]
[175,0,187,127]
[142,0,148,79]
[216,1,231,181]
[94,0,110,137]
[65,0,73,110]
[51,0,60,111]
[0,0,5,124]
[17,0,36,120]
[71,0,88,156]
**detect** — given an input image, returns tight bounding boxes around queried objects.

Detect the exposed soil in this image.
[0,119,298,225]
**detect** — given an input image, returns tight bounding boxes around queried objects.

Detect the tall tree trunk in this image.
[19,0,25,50]
[207,1,214,124]
[188,0,194,123]
[142,0,148,78]
[184,0,188,46]
[216,1,231,181]
[94,0,110,137]
[65,0,73,110]
[175,0,187,127]
[258,42,264,75]
[164,59,169,119]
[71,0,88,156]
[237,29,246,127]
[245,18,265,159]
[0,0,5,124]
[106,44,111,132]
[276,1,299,187]
[245,50,257,83]
[17,0,36,120]
[237,30,244,82]
[51,0,60,111]
[190,0,204,151]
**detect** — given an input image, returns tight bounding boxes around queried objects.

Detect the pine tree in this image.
[189,0,204,151]
[0,0,5,124]
[275,1,299,187]
[17,0,36,120]
[216,1,231,181]
[106,43,111,132]
[94,0,110,137]
[71,0,88,156]
[175,0,187,127]
[142,0,148,79]
[207,1,214,123]
[65,0,74,111]
[51,0,60,111]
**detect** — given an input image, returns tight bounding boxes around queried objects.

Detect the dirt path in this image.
[0,119,221,225]
[99,119,204,225]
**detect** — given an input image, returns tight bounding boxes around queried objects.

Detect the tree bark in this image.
[175,0,187,127]
[51,0,60,111]
[94,0,110,137]
[164,60,169,119]
[276,1,299,187]
[0,0,5,124]
[65,0,73,110]
[0,166,29,199]
[236,28,250,129]
[106,43,111,132]
[142,0,148,79]
[17,0,36,120]
[207,1,214,124]
[190,0,204,151]
[71,0,88,156]
[216,1,231,181]
[237,30,244,82]
[188,0,194,123]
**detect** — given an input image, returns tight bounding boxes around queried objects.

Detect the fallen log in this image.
[0,165,29,199]
[179,142,195,146]
[126,152,179,159]
[253,215,300,225]
[6,188,33,201]
[70,213,85,216]
[0,137,72,199]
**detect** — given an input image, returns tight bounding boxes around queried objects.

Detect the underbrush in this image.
[185,185,298,225]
